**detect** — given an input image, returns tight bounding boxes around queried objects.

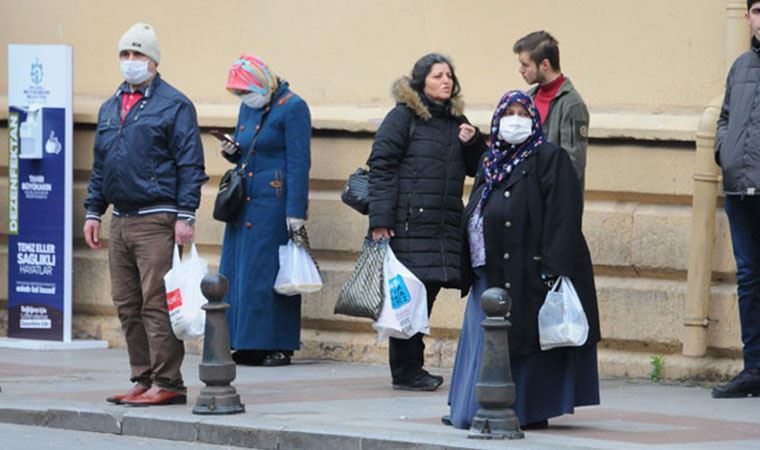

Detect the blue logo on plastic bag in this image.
[389,275,411,309]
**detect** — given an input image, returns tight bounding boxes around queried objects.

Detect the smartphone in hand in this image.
[209,129,240,150]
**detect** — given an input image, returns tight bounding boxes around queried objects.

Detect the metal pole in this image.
[468,287,524,440]
[192,273,245,415]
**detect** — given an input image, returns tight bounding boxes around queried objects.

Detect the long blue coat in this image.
[219,82,311,351]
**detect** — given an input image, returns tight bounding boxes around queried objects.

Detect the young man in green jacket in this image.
[514,31,590,199]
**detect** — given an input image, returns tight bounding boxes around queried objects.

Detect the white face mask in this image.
[120,60,153,85]
[240,92,270,109]
[498,115,533,145]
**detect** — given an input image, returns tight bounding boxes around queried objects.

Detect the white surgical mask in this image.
[240,92,270,109]
[498,115,533,145]
[120,60,153,85]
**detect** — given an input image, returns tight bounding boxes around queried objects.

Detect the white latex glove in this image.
[221,140,239,155]
[287,217,306,232]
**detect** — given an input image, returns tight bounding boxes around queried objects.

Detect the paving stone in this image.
[47,408,120,434]
[121,416,198,442]
[197,423,280,449]
[361,437,446,450]
[0,407,47,426]
[278,430,362,450]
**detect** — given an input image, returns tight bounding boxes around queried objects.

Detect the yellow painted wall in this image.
[0,0,727,112]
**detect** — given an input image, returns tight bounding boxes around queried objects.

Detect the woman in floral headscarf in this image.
[218,54,311,367]
[446,91,600,430]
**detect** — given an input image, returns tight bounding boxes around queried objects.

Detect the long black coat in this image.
[461,142,601,356]
[368,77,485,288]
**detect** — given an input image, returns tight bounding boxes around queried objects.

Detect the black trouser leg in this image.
[389,282,441,383]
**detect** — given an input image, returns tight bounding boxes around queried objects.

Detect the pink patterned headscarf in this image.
[225,54,278,96]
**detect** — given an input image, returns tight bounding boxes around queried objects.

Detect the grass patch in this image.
[650,355,664,382]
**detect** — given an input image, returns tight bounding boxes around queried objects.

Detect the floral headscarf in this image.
[225,53,278,96]
[478,90,545,209]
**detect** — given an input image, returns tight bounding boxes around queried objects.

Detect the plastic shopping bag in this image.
[538,276,589,350]
[372,247,429,340]
[163,244,209,340]
[274,239,323,295]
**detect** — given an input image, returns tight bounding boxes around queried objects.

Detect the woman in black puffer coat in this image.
[368,53,486,391]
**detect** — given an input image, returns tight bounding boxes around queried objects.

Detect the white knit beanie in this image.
[118,22,161,65]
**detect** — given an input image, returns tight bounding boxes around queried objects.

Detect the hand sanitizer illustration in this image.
[45,130,62,155]
[19,105,43,159]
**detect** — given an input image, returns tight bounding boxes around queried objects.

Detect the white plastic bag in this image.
[163,244,209,340]
[538,276,589,350]
[372,247,429,340]
[274,240,323,295]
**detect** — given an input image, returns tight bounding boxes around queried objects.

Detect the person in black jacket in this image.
[368,53,486,391]
[446,90,600,429]
[710,0,760,398]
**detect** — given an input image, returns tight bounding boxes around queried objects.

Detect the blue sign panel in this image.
[8,106,67,340]
[8,44,73,342]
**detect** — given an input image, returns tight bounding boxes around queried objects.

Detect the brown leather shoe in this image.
[122,387,187,407]
[106,383,150,404]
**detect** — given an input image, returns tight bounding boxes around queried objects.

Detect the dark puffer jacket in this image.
[716,36,760,195]
[368,77,485,288]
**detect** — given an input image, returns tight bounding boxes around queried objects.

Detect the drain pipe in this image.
[683,99,721,357]
[683,1,748,357]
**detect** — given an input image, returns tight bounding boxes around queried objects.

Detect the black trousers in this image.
[389,282,441,382]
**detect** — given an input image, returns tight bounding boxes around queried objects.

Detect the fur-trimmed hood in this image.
[391,76,464,120]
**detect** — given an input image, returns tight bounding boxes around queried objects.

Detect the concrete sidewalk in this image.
[0,348,758,450]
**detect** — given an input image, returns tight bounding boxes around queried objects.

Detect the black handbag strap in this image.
[239,92,294,170]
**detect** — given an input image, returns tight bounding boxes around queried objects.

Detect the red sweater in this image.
[534,74,565,125]
[120,91,144,124]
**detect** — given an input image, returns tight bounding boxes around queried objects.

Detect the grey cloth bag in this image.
[334,238,388,319]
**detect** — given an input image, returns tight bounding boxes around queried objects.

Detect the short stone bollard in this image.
[192,273,245,415]
[468,287,524,440]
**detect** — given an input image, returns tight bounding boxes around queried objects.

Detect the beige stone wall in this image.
[0,0,747,379]
[0,0,727,109]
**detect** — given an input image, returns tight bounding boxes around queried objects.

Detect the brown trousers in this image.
[109,213,185,392]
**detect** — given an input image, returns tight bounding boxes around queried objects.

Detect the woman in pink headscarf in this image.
[217,54,312,367]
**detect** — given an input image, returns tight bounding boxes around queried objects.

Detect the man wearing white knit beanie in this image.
[83,22,208,407]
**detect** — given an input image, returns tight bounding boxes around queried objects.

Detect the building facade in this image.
[0,0,748,378]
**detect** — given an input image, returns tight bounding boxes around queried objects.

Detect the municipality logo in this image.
[30,58,43,85]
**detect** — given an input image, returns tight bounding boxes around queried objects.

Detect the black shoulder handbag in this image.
[212,101,276,223]
[213,167,246,222]
[341,168,370,215]
[341,116,416,215]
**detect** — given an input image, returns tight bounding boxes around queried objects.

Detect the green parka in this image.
[529,77,589,194]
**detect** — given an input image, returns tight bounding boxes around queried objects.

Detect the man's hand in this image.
[458,123,477,143]
[83,219,101,250]
[287,217,306,232]
[371,227,395,241]
[175,220,194,245]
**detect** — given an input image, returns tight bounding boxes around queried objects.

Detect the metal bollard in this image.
[192,273,245,415]
[468,287,524,440]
